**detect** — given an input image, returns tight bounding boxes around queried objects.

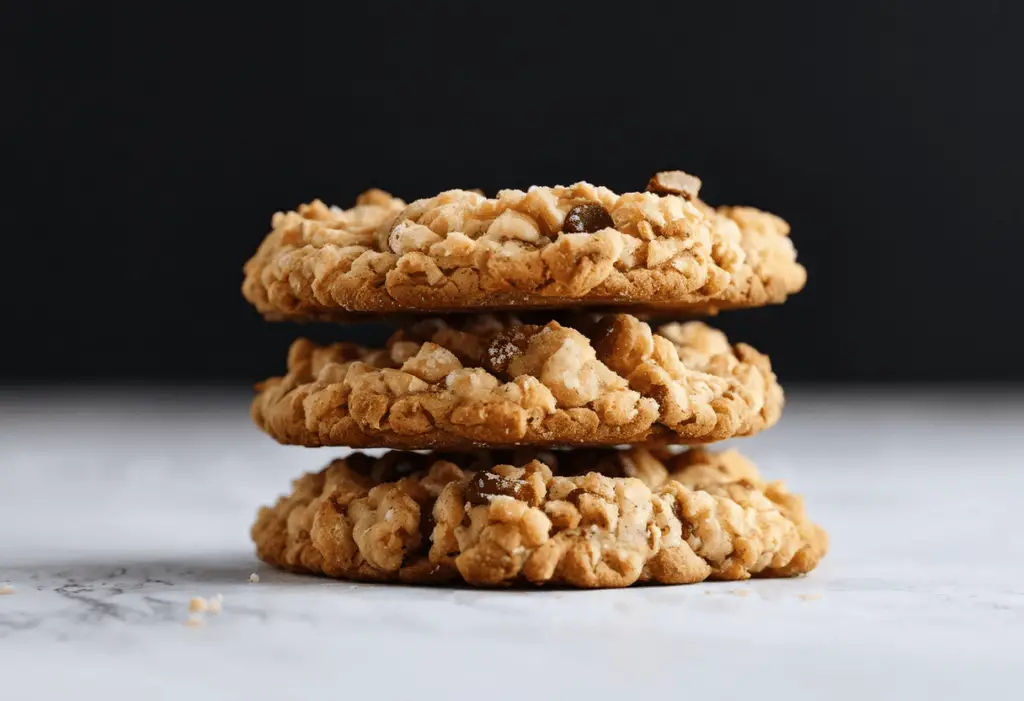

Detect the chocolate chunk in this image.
[403,319,449,344]
[558,449,632,478]
[433,451,485,472]
[595,452,636,479]
[463,471,526,506]
[562,203,614,234]
[418,504,436,545]
[646,170,702,200]
[371,452,429,483]
[483,328,533,376]
[512,448,558,471]
[344,453,376,476]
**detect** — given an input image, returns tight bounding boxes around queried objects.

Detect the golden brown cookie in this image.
[252,314,783,449]
[241,172,805,319]
[251,447,827,587]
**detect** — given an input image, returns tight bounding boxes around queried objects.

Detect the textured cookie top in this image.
[242,172,805,318]
[252,314,783,449]
[251,447,827,588]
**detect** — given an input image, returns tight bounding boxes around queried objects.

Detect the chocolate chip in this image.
[559,449,631,478]
[418,504,436,544]
[344,453,376,476]
[483,328,532,376]
[463,471,526,506]
[562,203,614,234]
[485,450,518,469]
[596,452,636,479]
[565,488,586,507]
[432,451,482,472]
[371,452,429,483]
[512,448,558,471]
[404,319,449,344]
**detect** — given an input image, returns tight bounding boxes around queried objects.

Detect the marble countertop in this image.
[2,388,1022,700]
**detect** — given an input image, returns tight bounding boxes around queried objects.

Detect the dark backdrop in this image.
[4,1,1022,383]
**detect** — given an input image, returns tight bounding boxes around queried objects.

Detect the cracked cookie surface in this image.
[251,314,782,449]
[241,172,804,318]
[251,447,827,587]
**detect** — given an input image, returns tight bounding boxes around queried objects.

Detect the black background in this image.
[4,1,1022,384]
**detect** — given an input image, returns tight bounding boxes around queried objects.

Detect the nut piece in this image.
[562,203,614,234]
[356,188,395,206]
[387,220,442,255]
[464,471,527,505]
[646,170,702,200]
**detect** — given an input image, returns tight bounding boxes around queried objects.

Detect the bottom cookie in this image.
[251,447,827,588]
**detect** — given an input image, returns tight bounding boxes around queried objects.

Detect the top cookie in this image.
[242,172,805,319]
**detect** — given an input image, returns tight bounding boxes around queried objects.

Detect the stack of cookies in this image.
[242,171,827,588]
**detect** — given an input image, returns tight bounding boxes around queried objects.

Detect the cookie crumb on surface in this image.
[189,596,207,613]
[208,594,223,614]
[248,573,260,583]
[728,589,751,597]
[799,593,822,601]
[185,614,204,628]
[0,583,15,595]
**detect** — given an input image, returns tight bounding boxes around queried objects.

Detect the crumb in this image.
[249,573,260,583]
[185,614,204,628]
[189,596,208,613]
[728,589,751,597]
[799,593,821,601]
[0,583,14,595]
[207,593,223,615]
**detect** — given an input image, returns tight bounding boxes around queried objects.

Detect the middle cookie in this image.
[253,314,782,449]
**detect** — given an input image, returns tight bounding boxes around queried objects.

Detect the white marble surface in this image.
[2,387,1023,700]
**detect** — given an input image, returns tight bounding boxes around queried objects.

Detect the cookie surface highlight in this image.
[242,173,804,318]
[252,314,783,449]
[251,447,827,588]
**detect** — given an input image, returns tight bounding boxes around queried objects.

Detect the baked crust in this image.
[251,446,827,587]
[241,174,804,318]
[251,314,783,449]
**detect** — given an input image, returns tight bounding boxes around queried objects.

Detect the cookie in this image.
[251,446,827,587]
[241,172,805,319]
[252,314,782,449]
